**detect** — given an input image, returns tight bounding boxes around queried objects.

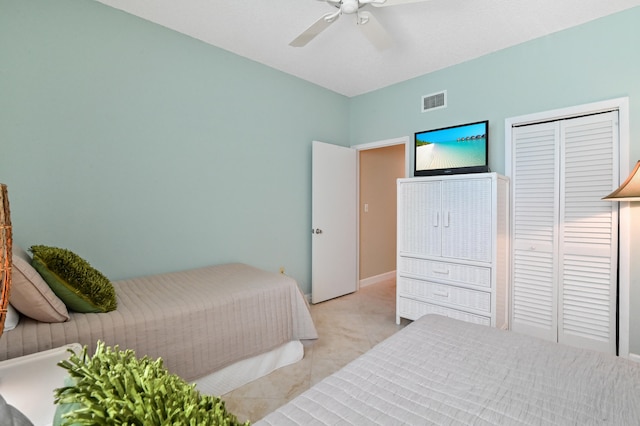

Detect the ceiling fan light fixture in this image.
[341,0,360,14]
[291,0,429,49]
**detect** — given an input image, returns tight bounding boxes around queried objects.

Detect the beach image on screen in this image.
[415,122,486,171]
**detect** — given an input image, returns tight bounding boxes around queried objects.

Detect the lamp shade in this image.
[603,160,640,201]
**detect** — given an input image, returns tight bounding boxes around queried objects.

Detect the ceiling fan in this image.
[290,0,429,50]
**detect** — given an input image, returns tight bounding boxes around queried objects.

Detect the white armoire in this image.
[509,111,619,354]
[396,173,509,328]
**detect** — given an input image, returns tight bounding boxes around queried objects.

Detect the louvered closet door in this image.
[398,181,442,257]
[511,112,618,353]
[511,122,560,341]
[441,178,492,262]
[558,112,618,354]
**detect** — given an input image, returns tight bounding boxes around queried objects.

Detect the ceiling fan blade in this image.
[357,11,392,50]
[370,0,430,7]
[290,12,338,47]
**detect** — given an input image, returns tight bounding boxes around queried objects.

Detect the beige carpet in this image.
[222,278,409,423]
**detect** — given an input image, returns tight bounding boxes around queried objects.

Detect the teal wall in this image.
[350,7,640,354]
[2,0,639,353]
[350,7,640,172]
[0,0,350,292]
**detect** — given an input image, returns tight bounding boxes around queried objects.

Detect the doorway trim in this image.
[352,136,411,290]
[352,136,412,178]
[504,97,631,358]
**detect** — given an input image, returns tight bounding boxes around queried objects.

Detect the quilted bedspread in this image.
[0,263,317,381]
[257,314,640,425]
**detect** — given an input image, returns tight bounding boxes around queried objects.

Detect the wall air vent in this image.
[421,90,447,112]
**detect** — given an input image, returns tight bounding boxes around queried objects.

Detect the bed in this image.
[0,261,318,396]
[257,314,640,425]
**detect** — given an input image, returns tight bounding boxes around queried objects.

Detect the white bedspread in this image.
[257,314,640,425]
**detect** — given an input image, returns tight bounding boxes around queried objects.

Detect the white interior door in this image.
[312,141,357,303]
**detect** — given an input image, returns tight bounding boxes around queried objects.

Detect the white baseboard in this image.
[628,352,640,363]
[305,270,395,303]
[360,270,395,288]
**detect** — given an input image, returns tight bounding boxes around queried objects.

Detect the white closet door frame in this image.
[505,97,630,357]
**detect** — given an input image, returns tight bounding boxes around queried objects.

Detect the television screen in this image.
[414,120,489,176]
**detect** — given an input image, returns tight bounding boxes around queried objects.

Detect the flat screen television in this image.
[414,120,489,176]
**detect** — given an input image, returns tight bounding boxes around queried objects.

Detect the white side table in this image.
[0,344,81,426]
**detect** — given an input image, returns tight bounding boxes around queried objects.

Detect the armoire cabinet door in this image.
[441,178,492,262]
[398,180,441,257]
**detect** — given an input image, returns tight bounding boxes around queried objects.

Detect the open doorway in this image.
[355,137,410,288]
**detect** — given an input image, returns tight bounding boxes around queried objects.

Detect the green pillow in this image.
[51,376,82,426]
[30,245,116,313]
[54,341,249,426]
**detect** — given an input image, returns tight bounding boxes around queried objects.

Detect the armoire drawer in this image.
[398,277,491,313]
[398,257,491,288]
[397,297,491,326]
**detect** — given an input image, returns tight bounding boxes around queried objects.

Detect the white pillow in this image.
[4,303,19,331]
[10,245,69,322]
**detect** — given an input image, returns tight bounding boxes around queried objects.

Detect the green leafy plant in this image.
[54,341,250,426]
[30,245,116,312]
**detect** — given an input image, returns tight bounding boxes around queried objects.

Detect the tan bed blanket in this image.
[0,263,317,381]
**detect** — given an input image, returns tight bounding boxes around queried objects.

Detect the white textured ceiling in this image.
[95,0,640,97]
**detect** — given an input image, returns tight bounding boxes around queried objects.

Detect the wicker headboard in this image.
[0,184,12,338]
